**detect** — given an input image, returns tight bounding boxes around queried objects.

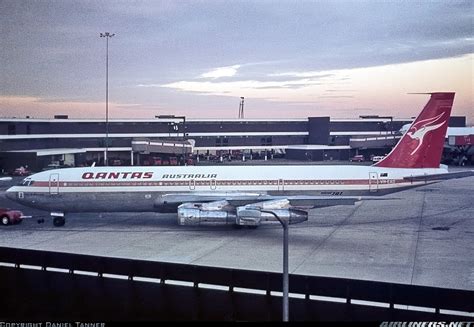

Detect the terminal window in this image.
[8,124,16,135]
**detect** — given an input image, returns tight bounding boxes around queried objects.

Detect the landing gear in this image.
[51,212,65,227]
[53,216,65,227]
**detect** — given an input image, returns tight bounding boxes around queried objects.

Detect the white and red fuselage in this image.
[6,164,448,212]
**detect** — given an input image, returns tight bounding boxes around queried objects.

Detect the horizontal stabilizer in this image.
[404,170,474,182]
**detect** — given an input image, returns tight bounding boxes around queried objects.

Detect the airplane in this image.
[5,92,473,227]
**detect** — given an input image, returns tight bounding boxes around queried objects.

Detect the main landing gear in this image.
[51,212,65,227]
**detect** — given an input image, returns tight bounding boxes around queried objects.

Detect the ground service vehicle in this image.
[0,208,24,225]
[350,155,365,162]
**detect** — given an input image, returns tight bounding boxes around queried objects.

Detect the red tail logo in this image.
[406,111,447,155]
[375,92,454,168]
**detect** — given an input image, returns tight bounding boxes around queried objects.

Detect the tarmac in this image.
[0,165,473,291]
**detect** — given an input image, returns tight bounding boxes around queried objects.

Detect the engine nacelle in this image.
[236,207,308,226]
[177,202,309,227]
[235,207,262,226]
[177,203,236,226]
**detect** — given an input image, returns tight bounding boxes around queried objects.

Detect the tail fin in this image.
[375,92,454,168]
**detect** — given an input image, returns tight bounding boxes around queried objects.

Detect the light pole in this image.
[100,32,115,166]
[260,209,290,322]
[239,96,245,119]
[238,204,309,321]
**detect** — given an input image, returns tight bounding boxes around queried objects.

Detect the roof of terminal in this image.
[0,117,412,123]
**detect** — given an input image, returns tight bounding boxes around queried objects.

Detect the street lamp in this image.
[247,199,358,321]
[239,97,245,119]
[100,32,115,166]
[259,209,290,321]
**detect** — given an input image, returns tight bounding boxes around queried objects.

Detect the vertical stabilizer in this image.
[375,92,454,168]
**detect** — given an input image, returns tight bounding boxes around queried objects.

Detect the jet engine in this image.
[177,199,308,227]
[235,207,308,226]
[177,201,236,226]
[235,199,308,226]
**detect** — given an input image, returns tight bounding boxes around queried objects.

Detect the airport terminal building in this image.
[0,114,471,171]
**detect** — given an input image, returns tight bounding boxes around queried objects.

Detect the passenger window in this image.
[380,173,388,177]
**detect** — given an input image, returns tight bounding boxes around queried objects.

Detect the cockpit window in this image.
[18,178,33,186]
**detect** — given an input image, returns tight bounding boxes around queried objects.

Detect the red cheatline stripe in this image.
[30,179,406,188]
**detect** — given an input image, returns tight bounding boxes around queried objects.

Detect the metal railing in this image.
[0,246,472,317]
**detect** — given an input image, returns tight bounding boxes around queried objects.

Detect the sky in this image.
[1,0,473,123]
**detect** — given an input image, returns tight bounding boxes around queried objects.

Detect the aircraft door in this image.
[49,173,59,195]
[278,179,285,192]
[369,172,378,192]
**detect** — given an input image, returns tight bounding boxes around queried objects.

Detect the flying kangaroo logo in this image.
[407,112,446,155]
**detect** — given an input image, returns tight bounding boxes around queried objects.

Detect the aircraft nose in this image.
[5,187,16,201]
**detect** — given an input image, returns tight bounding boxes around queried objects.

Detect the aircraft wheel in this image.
[53,216,65,227]
[1,216,10,226]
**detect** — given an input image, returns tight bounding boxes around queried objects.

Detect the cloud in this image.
[1,2,472,122]
[147,54,473,124]
[160,77,325,95]
[199,65,241,79]
[268,72,334,78]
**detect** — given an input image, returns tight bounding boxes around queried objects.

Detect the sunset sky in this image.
[1,1,472,123]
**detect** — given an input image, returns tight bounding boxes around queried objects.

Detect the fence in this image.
[0,246,472,321]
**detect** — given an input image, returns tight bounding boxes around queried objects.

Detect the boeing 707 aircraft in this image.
[6,92,473,227]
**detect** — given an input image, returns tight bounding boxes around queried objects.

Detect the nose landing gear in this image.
[51,212,65,227]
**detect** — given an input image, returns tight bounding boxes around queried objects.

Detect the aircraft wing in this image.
[0,176,12,186]
[404,170,474,182]
[157,192,363,209]
[174,195,365,226]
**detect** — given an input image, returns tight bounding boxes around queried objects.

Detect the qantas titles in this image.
[81,172,218,180]
[82,172,153,179]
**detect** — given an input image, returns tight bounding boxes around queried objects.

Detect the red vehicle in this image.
[169,157,178,165]
[12,166,31,176]
[350,155,365,162]
[0,208,24,226]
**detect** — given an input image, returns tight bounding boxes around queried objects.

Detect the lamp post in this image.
[260,209,290,322]
[100,32,115,166]
[239,97,245,119]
